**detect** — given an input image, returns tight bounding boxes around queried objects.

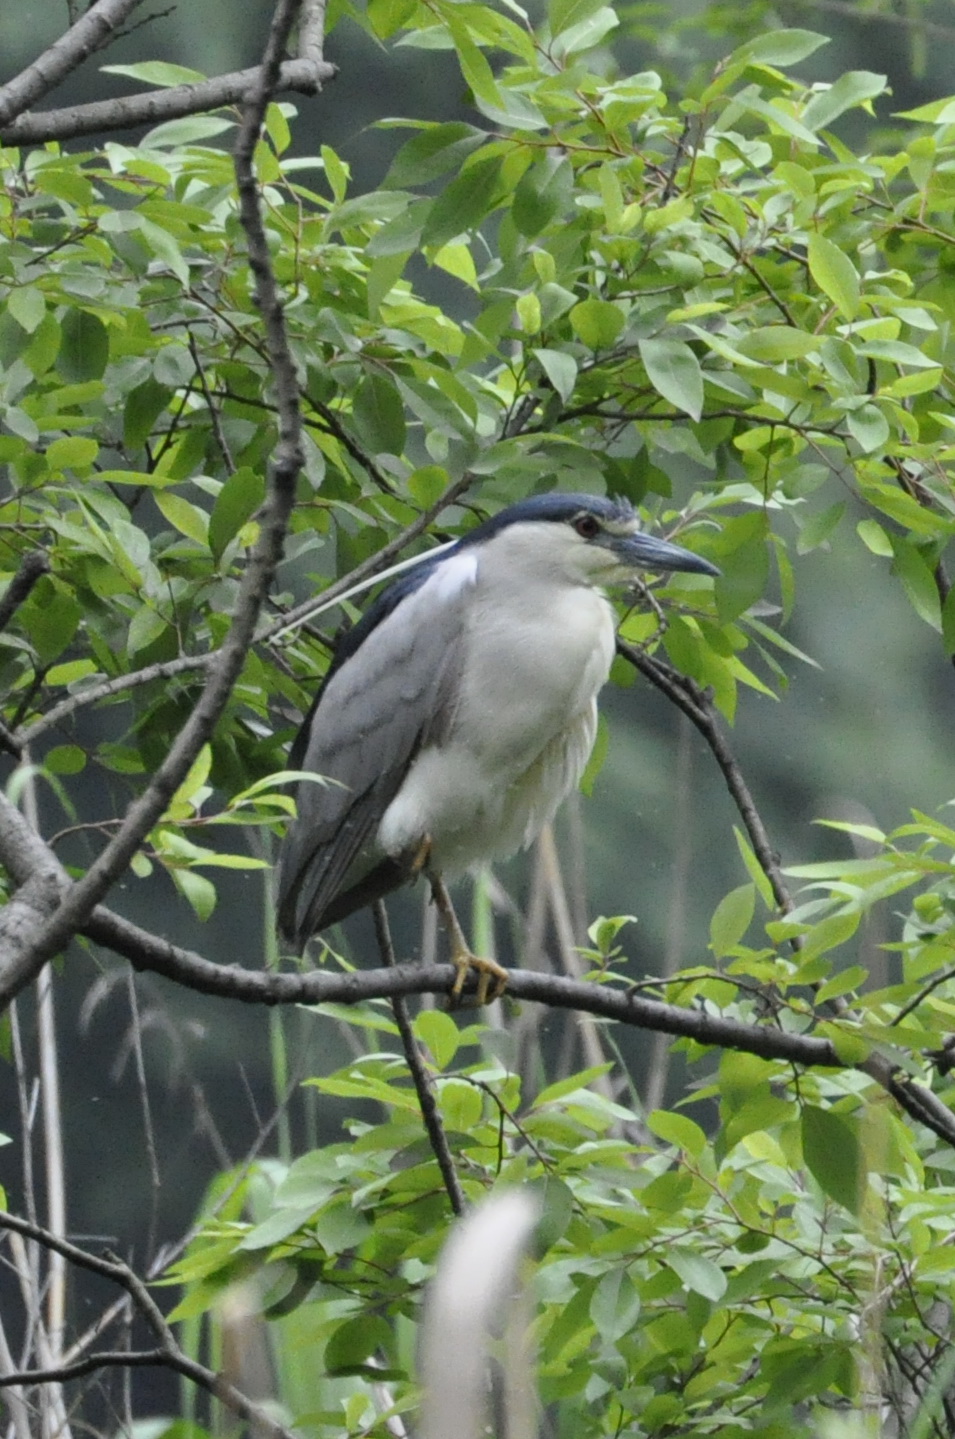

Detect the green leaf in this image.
[533,348,577,403]
[351,374,406,456]
[101,61,207,86]
[45,659,98,686]
[512,156,569,237]
[736,29,829,65]
[124,379,173,451]
[734,327,819,362]
[647,1110,706,1157]
[321,144,349,203]
[846,402,889,454]
[807,233,860,320]
[414,1009,460,1069]
[667,1248,727,1301]
[733,828,776,908]
[45,745,86,775]
[46,436,98,471]
[709,883,756,957]
[801,1105,866,1213]
[325,1315,392,1375]
[155,491,209,546]
[552,4,618,57]
[171,868,216,922]
[58,310,109,383]
[8,287,46,335]
[384,122,487,188]
[856,518,892,557]
[209,467,265,561]
[638,337,703,420]
[438,1077,483,1130]
[571,298,625,350]
[802,71,887,131]
[421,153,501,247]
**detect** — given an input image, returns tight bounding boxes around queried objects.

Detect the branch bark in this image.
[0,0,147,127]
[0,0,334,146]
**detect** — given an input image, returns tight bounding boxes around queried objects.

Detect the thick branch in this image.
[0,0,146,128]
[0,58,336,147]
[0,782,950,1147]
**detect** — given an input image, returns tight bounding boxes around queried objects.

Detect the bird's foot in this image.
[449,948,509,1008]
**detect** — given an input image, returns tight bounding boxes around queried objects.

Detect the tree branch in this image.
[374,900,465,1217]
[0,0,334,146]
[0,779,950,1148]
[0,59,336,147]
[0,0,147,128]
[0,1210,299,1439]
[618,640,794,915]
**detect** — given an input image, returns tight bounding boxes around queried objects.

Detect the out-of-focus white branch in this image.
[419,1191,541,1439]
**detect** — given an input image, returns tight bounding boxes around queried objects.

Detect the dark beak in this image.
[612,531,719,577]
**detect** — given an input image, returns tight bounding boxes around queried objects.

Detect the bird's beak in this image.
[609,530,720,577]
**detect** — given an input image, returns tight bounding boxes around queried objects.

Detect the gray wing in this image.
[276,566,471,951]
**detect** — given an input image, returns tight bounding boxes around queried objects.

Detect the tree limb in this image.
[0,0,147,128]
[0,0,334,146]
[618,640,794,915]
[0,58,337,146]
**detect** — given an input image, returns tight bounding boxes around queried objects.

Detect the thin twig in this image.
[618,640,794,915]
[0,1212,299,1439]
[373,901,465,1217]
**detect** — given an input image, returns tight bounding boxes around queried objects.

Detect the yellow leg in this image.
[429,874,508,1007]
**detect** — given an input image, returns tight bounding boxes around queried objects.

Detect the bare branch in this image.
[0,57,337,147]
[618,640,794,915]
[0,1211,300,1439]
[374,900,465,1218]
[0,0,147,128]
[0,1348,169,1387]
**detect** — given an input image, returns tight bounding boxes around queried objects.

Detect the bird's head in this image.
[459,492,719,587]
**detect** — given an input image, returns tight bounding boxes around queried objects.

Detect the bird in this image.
[277,491,718,1002]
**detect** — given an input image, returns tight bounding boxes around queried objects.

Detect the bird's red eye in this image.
[574,513,600,539]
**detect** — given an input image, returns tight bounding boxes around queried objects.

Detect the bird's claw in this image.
[448,951,509,1009]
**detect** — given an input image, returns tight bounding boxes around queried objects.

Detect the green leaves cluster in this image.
[168,1008,951,1438]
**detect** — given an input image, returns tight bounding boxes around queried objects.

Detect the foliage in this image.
[4,0,955,1435]
[168,1007,955,1438]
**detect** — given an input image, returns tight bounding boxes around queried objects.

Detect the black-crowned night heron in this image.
[277,492,718,1001]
